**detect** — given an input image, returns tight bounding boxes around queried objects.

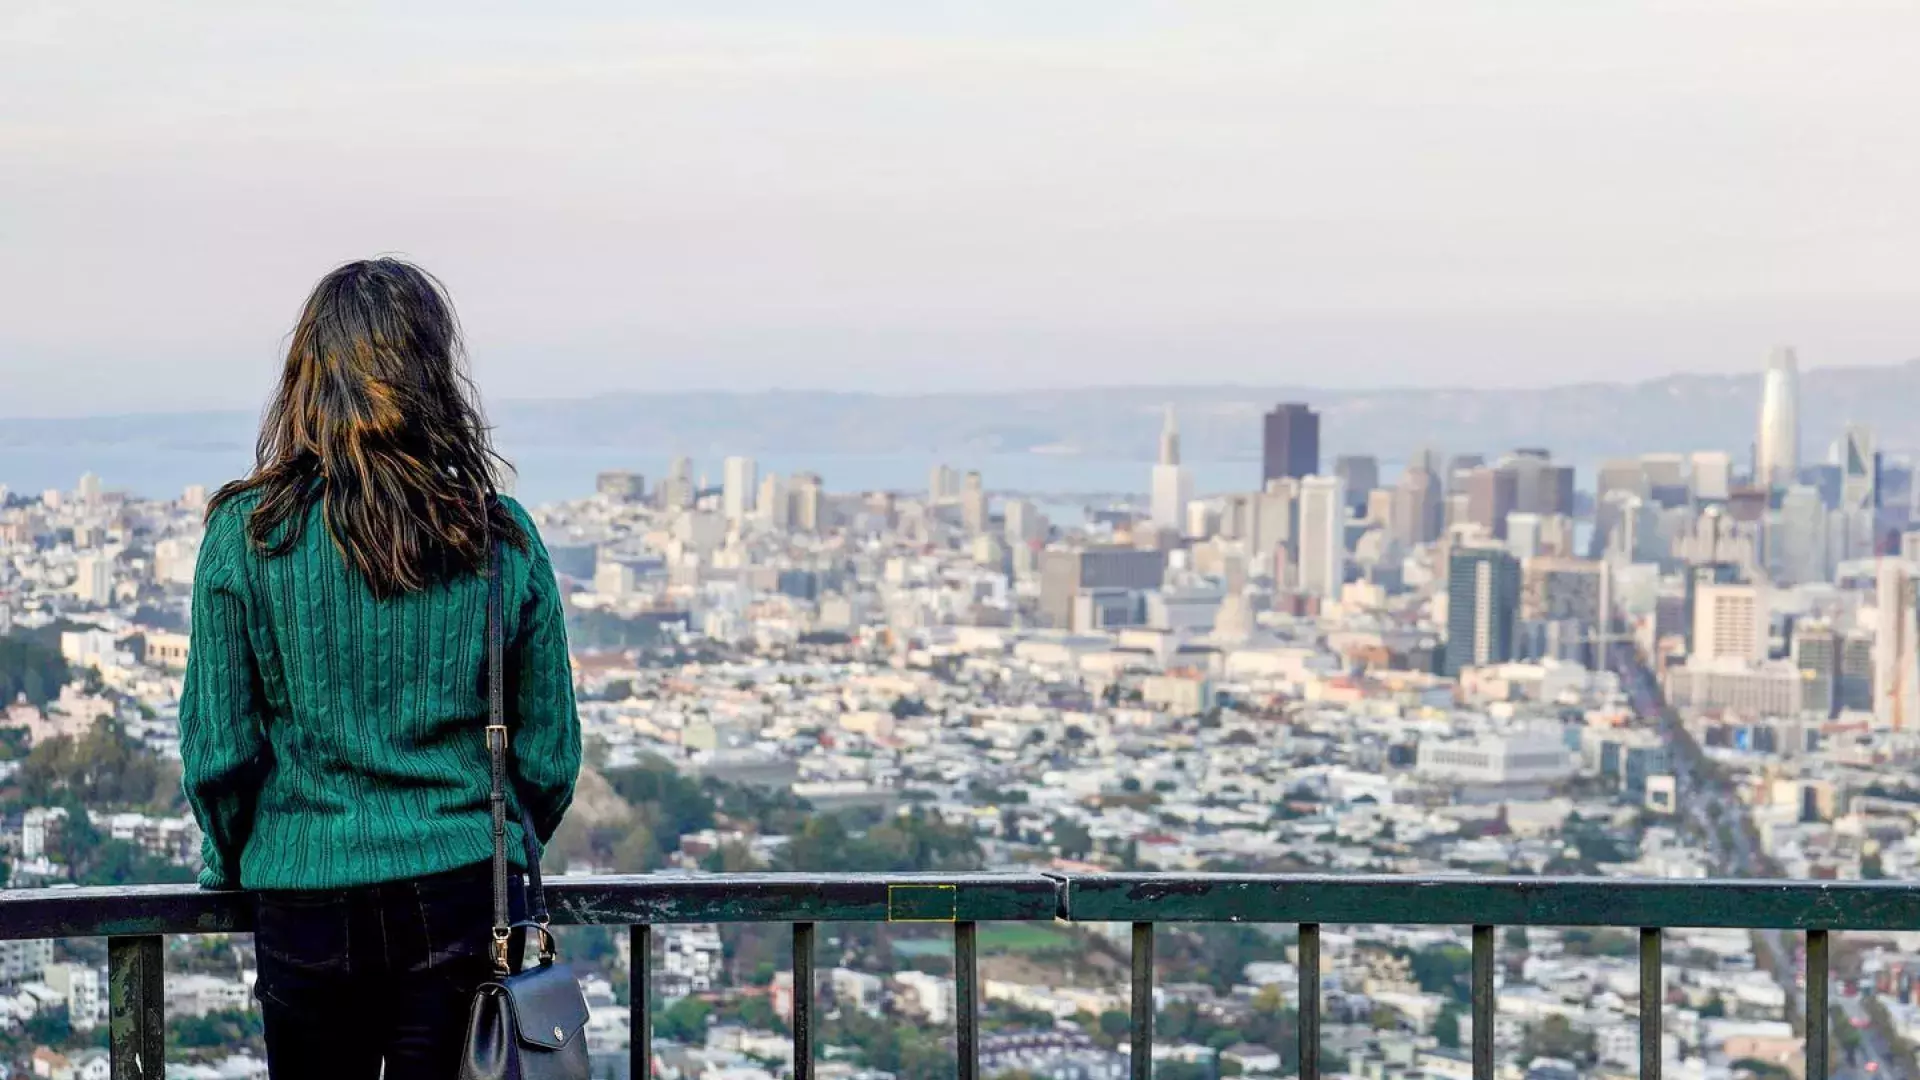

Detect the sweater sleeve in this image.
[179,509,270,889]
[508,509,581,845]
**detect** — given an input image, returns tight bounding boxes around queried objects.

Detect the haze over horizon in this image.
[6,1,1920,416]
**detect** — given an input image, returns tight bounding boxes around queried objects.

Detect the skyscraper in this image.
[1875,559,1918,731]
[1840,424,1878,513]
[1464,466,1519,540]
[1772,485,1828,585]
[790,472,825,532]
[1690,451,1732,501]
[1445,546,1520,675]
[1251,479,1297,575]
[1333,455,1379,514]
[662,456,695,510]
[1504,450,1575,517]
[758,473,790,529]
[1150,406,1194,533]
[1391,468,1442,549]
[1757,347,1800,490]
[929,464,960,506]
[1296,475,1345,600]
[1262,403,1319,484]
[722,456,758,522]
[1691,581,1766,665]
[961,471,988,535]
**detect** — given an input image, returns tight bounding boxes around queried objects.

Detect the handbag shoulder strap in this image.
[486,509,553,976]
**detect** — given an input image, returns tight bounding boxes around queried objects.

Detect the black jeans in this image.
[253,862,525,1080]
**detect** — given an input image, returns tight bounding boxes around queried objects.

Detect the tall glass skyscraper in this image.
[1756,347,1800,490]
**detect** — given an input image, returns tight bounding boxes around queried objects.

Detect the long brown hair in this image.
[210,258,526,596]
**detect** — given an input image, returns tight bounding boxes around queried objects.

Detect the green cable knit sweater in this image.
[180,493,581,890]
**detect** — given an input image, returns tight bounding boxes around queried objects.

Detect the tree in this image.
[18,718,175,810]
[1050,817,1093,860]
[1523,1015,1595,1063]
[1097,1010,1130,1043]
[1504,926,1530,952]
[655,997,712,1042]
[1435,1007,1462,1049]
[1406,945,1474,1003]
[0,633,70,707]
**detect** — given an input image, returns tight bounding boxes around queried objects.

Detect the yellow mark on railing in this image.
[887,884,958,923]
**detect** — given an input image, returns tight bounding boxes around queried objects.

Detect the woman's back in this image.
[176,258,582,1079]
[183,490,576,890]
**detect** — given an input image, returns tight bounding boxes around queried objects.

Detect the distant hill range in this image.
[7,359,1919,467]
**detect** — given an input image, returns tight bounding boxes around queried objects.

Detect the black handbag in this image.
[460,528,592,1080]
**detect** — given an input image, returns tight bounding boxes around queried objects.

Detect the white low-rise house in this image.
[892,970,955,1025]
[42,962,105,1030]
[660,924,723,994]
[164,973,251,1018]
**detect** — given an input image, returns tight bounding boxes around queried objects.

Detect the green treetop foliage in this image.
[0,633,70,708]
[16,718,179,812]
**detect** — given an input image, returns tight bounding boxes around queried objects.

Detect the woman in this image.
[180,258,582,1079]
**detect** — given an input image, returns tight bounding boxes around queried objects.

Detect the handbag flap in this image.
[500,962,591,1051]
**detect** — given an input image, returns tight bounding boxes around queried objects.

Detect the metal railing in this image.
[2,872,1914,1080]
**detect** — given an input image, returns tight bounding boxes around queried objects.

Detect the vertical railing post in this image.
[1299,923,1321,1080]
[793,922,815,1080]
[1806,929,1829,1080]
[631,924,652,1080]
[108,935,163,1080]
[956,921,979,1080]
[1472,925,1494,1080]
[1640,928,1662,1080]
[1131,922,1153,1080]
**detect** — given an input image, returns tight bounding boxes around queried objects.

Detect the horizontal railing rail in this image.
[3,872,1910,1080]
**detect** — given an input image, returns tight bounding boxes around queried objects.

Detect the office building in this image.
[1538,514,1577,559]
[1507,513,1543,560]
[1691,451,1733,501]
[1505,450,1575,517]
[722,456,758,522]
[1464,466,1519,540]
[1642,453,1692,508]
[1681,562,1744,655]
[1262,403,1319,484]
[1757,347,1800,489]
[1296,475,1346,600]
[1664,659,1801,715]
[1004,499,1046,546]
[1446,546,1520,675]
[1251,479,1297,570]
[758,474,790,530]
[661,456,695,510]
[960,471,988,535]
[1039,547,1168,630]
[1150,406,1194,533]
[1840,424,1878,513]
[1691,581,1766,665]
[1840,631,1875,713]
[1771,485,1828,585]
[929,464,961,506]
[1875,559,1919,731]
[1334,455,1379,514]
[790,472,825,533]
[1391,468,1443,549]
[1520,556,1610,667]
[1792,621,1839,718]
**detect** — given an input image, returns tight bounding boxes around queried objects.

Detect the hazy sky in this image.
[5,0,1919,416]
